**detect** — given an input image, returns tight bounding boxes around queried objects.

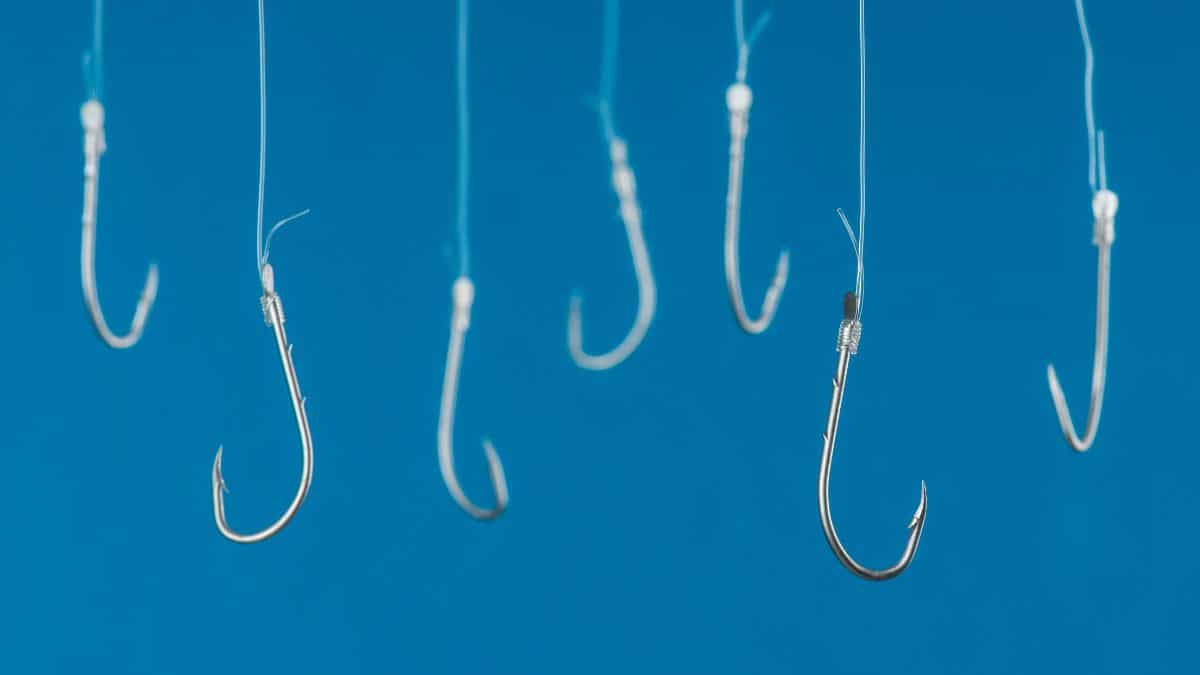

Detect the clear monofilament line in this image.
[1074,0,1099,193]
[733,0,771,83]
[594,0,620,143]
[834,0,867,321]
[455,0,471,277]
[855,0,866,318]
[89,0,103,100]
[256,0,268,276]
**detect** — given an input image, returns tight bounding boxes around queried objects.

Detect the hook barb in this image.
[212,269,314,543]
[817,304,926,581]
[439,277,509,520]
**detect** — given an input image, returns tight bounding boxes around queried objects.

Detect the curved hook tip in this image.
[212,446,230,494]
[1045,364,1093,453]
[908,480,928,530]
[481,439,510,516]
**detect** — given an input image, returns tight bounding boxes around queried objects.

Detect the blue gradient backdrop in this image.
[0,1,1196,673]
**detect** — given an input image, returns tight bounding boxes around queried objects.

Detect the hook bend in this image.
[80,99,158,349]
[1047,189,1117,452]
[723,83,788,335]
[439,277,509,520]
[569,138,657,370]
[818,294,926,581]
[212,264,314,543]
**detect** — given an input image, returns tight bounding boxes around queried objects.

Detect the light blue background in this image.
[0,1,1196,673]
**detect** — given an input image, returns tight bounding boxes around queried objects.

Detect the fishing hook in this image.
[210,0,315,543]
[1045,0,1119,453]
[723,2,788,335]
[438,277,509,520]
[212,263,314,543]
[819,294,927,581]
[79,104,157,348]
[1048,186,1117,452]
[816,0,925,581]
[569,137,657,369]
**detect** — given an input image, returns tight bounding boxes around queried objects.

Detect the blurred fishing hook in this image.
[211,0,315,543]
[80,0,158,349]
[436,0,508,520]
[723,0,788,335]
[817,0,926,581]
[1046,0,1119,453]
[439,277,509,520]
[569,0,656,370]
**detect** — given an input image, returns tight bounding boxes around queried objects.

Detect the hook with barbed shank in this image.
[212,261,314,543]
[815,0,925,581]
[818,291,927,581]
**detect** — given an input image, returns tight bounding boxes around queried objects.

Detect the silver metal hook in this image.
[1047,188,1117,452]
[818,293,927,581]
[212,263,314,543]
[569,138,657,370]
[79,99,158,349]
[1046,1,1118,453]
[723,82,789,335]
[816,0,924,581]
[723,2,787,335]
[438,277,509,520]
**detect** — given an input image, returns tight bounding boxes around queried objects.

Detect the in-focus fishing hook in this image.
[211,0,315,543]
[212,262,314,543]
[816,0,926,581]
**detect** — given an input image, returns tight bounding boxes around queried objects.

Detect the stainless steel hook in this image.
[438,277,509,520]
[722,2,787,335]
[1046,0,1119,453]
[816,0,925,581]
[818,293,927,581]
[1047,189,1117,452]
[569,138,656,370]
[723,82,788,335]
[211,263,314,543]
[80,99,158,349]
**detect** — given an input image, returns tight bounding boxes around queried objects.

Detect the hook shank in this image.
[212,272,314,543]
[439,277,509,520]
[80,100,158,349]
[818,314,926,581]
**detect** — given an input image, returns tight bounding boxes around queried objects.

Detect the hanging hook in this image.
[1047,185,1117,452]
[723,1,787,335]
[569,137,657,370]
[79,0,157,349]
[438,277,509,520]
[568,0,656,370]
[819,293,927,581]
[212,263,314,543]
[211,0,316,543]
[816,0,925,581]
[1046,0,1118,453]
